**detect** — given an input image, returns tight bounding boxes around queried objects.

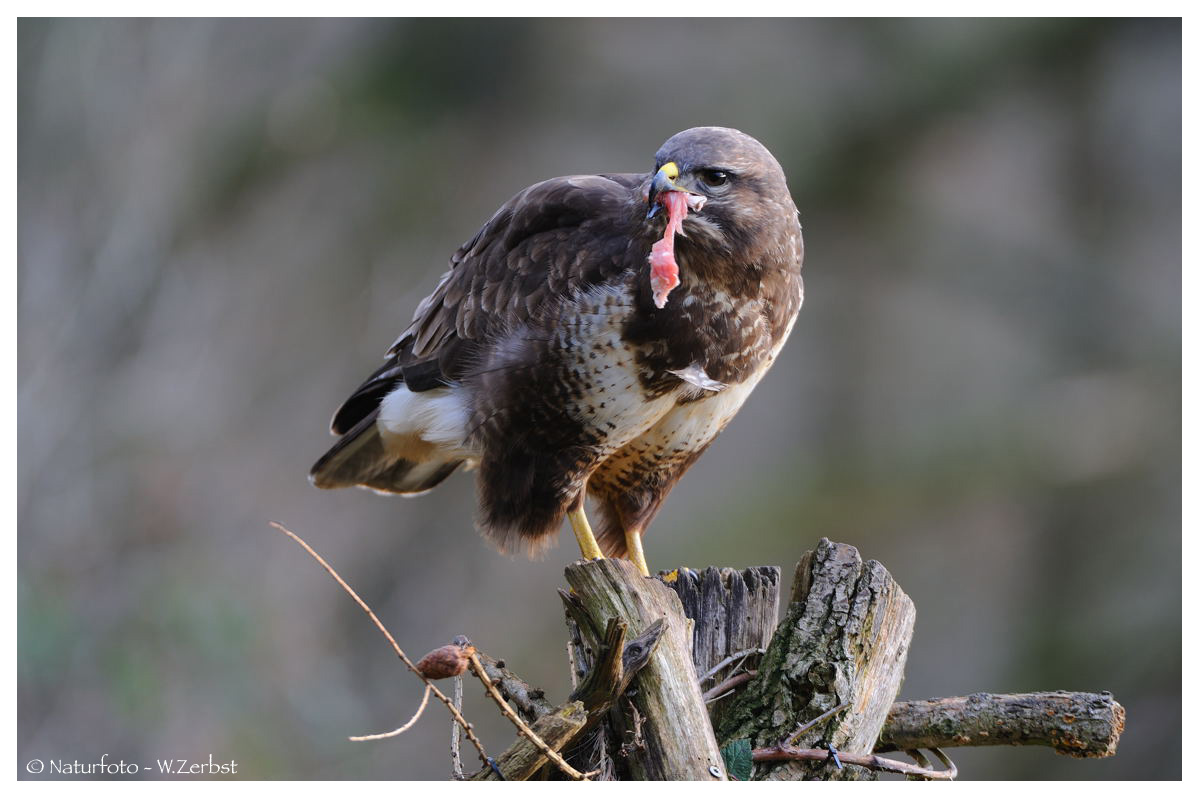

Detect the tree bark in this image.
[876,691,1125,758]
[476,652,555,723]
[715,539,916,780]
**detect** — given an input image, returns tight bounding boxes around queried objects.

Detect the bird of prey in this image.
[311,126,804,576]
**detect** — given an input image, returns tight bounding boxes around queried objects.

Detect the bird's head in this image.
[645,126,792,250]
[641,127,796,307]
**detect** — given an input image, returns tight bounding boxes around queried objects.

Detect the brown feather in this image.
[313,127,804,564]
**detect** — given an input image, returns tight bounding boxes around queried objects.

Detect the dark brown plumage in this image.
[311,126,804,573]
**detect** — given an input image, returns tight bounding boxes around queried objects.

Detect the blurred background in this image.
[18,18,1179,780]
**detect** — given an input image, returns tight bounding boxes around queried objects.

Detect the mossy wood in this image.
[713,539,916,780]
[876,691,1125,758]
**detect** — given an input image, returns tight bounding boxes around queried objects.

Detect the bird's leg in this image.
[624,526,650,577]
[567,500,604,562]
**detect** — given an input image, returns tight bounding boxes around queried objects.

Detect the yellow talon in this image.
[625,527,650,577]
[567,506,604,561]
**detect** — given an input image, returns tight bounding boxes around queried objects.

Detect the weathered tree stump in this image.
[714,539,916,780]
[662,566,780,728]
[281,518,1123,780]
[562,558,726,780]
[468,538,1120,781]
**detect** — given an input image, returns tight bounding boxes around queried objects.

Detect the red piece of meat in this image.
[648,191,691,308]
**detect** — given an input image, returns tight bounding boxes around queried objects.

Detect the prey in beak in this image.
[646,162,706,308]
[646,161,707,219]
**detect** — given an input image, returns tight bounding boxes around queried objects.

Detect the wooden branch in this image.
[569,618,666,724]
[467,652,591,780]
[281,517,1125,780]
[475,653,555,723]
[876,692,1125,758]
[470,701,588,781]
[565,558,726,781]
[715,539,916,780]
[703,671,757,703]
[567,617,626,718]
[753,744,957,780]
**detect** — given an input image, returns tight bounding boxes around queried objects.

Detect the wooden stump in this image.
[663,566,781,728]
[474,541,1119,780]
[563,558,726,781]
[715,539,916,780]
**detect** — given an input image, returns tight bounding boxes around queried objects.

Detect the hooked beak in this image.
[647,161,692,219]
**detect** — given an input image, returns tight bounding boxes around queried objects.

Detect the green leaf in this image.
[719,739,753,781]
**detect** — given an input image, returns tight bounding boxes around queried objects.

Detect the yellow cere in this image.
[659,162,679,180]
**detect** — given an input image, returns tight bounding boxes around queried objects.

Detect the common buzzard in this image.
[311,127,804,575]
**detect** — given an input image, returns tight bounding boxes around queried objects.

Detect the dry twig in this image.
[699,647,765,683]
[270,521,489,765]
[752,745,957,780]
[466,652,593,781]
[349,685,431,742]
[450,676,464,779]
[703,670,757,703]
[619,699,646,759]
[783,701,848,747]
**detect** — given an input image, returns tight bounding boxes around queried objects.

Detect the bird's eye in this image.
[699,169,730,188]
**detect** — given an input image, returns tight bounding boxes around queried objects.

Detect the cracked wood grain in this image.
[564,557,726,781]
[715,539,916,780]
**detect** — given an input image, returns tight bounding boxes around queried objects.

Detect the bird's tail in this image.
[310,410,462,495]
[475,446,582,556]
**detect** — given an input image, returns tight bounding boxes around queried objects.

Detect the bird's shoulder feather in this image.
[330,172,645,435]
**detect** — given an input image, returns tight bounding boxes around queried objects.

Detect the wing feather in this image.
[328,172,645,435]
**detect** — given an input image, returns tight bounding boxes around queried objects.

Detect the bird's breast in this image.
[623,283,779,398]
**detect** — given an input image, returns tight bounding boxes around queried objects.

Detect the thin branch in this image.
[349,685,431,741]
[451,676,464,779]
[699,647,765,684]
[702,670,756,703]
[270,521,489,764]
[752,745,957,780]
[783,701,849,747]
[466,652,593,781]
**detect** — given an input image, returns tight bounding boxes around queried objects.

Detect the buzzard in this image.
[311,127,804,576]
